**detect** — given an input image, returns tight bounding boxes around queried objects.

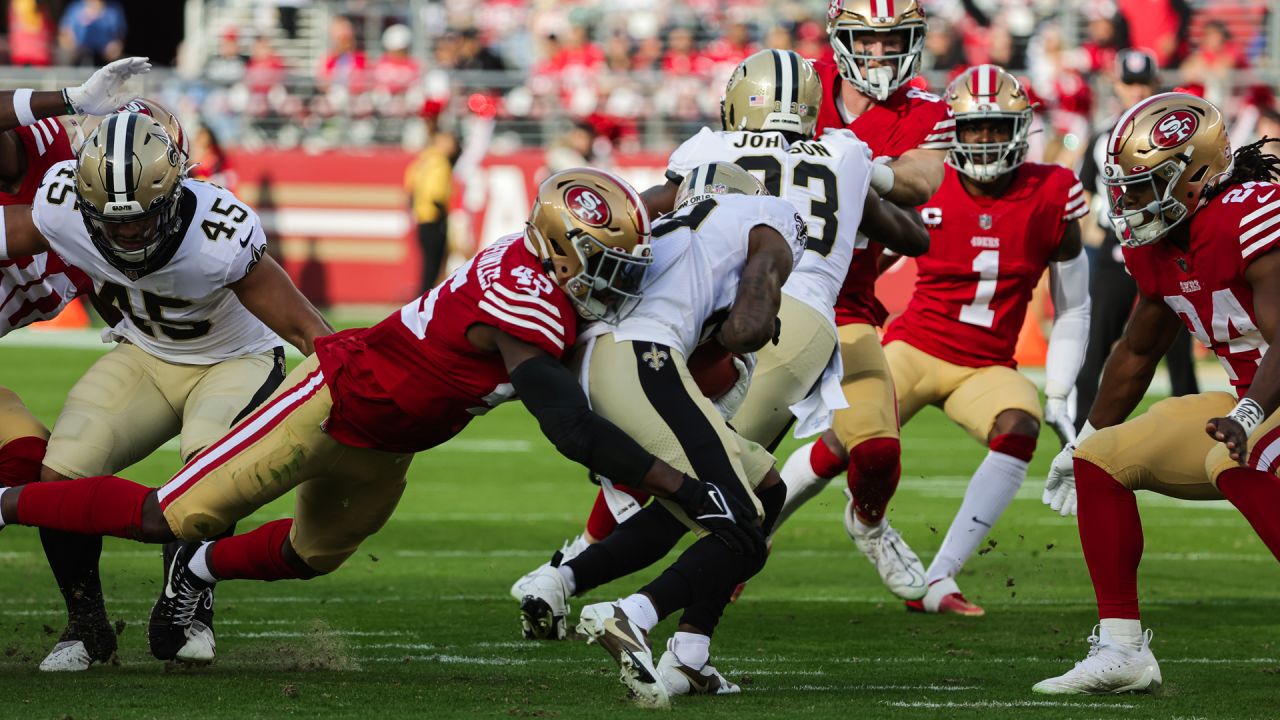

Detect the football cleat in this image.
[1033,626,1162,695]
[578,601,670,709]
[149,541,215,661]
[38,608,117,672]
[508,534,588,602]
[517,565,571,640]
[843,490,927,600]
[905,577,985,616]
[657,641,740,696]
[165,541,218,663]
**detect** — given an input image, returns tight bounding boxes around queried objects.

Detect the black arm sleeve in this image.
[510,354,658,486]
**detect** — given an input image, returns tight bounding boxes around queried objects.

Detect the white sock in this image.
[925,450,1028,585]
[1100,618,1144,651]
[618,593,659,632]
[187,542,218,583]
[669,631,711,670]
[556,564,577,595]
[0,487,9,527]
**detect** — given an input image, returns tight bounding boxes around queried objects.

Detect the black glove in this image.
[671,475,767,559]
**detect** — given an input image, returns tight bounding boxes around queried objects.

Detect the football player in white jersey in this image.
[511,49,929,609]
[517,163,808,705]
[0,112,332,669]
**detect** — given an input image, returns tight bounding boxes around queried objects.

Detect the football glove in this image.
[64,57,152,115]
[672,475,766,559]
[1042,443,1077,516]
[1044,395,1077,447]
[712,353,755,421]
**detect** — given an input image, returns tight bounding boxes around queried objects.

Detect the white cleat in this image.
[1033,626,1162,695]
[38,641,93,672]
[509,534,589,601]
[578,602,670,709]
[657,642,740,696]
[775,441,835,530]
[175,621,216,663]
[843,490,927,600]
[517,565,571,640]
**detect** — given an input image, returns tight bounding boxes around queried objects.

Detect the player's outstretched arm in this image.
[228,253,333,355]
[0,57,152,133]
[861,192,929,257]
[877,148,946,206]
[0,205,52,259]
[1206,251,1280,463]
[1088,293,1183,429]
[715,225,793,354]
[1044,220,1090,445]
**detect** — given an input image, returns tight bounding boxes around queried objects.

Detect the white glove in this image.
[712,353,756,421]
[1043,395,1077,447]
[64,57,152,115]
[1042,444,1078,516]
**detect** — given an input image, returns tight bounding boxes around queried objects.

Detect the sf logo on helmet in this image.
[564,186,612,228]
[1151,110,1199,149]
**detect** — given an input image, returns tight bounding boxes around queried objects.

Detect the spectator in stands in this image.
[404,129,459,292]
[661,27,703,77]
[763,25,792,52]
[1181,18,1251,103]
[189,124,237,193]
[1259,107,1280,160]
[58,0,126,65]
[544,121,598,174]
[455,28,506,72]
[317,15,368,93]
[631,35,663,71]
[793,21,829,63]
[1027,23,1092,166]
[1116,0,1191,67]
[372,24,421,97]
[702,21,756,78]
[923,18,967,73]
[8,0,55,67]
[602,32,633,74]
[205,28,247,89]
[1077,2,1128,74]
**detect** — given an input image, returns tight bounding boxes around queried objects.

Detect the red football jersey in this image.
[0,118,86,337]
[813,59,955,326]
[1124,181,1280,395]
[883,163,1087,368]
[314,235,578,453]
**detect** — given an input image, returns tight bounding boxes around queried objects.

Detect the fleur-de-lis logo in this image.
[642,343,669,371]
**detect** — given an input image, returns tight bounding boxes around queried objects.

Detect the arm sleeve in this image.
[1045,250,1091,399]
[510,354,657,486]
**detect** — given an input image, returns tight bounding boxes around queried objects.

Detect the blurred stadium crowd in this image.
[1,0,1275,160]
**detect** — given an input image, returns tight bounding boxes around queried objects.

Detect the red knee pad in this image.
[585,484,650,540]
[989,433,1037,462]
[0,436,46,487]
[846,438,902,523]
[209,518,304,581]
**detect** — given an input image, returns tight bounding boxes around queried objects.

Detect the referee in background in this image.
[1074,49,1199,430]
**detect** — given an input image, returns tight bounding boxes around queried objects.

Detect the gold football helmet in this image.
[721,49,822,138]
[674,162,769,210]
[1102,92,1233,246]
[526,168,653,322]
[827,0,927,101]
[945,65,1033,182]
[76,112,186,276]
[117,98,191,170]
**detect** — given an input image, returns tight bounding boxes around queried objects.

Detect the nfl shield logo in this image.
[979,214,993,230]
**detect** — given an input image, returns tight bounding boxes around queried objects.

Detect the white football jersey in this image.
[31,161,280,364]
[666,127,873,322]
[612,193,806,357]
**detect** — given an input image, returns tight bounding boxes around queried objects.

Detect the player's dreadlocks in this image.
[1202,137,1280,202]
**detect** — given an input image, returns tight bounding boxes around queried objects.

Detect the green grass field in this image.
[1,341,1277,720]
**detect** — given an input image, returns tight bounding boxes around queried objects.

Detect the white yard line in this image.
[883,700,1137,709]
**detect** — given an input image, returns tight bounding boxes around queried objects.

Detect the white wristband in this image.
[869,161,895,196]
[1227,398,1265,436]
[12,89,36,127]
[0,209,9,260]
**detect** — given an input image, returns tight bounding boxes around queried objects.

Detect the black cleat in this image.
[150,541,215,661]
[39,608,117,671]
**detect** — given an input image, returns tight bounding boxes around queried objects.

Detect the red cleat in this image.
[905,578,986,616]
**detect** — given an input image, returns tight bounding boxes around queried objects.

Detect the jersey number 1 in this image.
[959,250,998,328]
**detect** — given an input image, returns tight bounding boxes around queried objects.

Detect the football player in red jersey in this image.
[777,0,956,600]
[0,168,764,668]
[0,57,154,671]
[1034,94,1280,695]
[876,66,1090,615]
